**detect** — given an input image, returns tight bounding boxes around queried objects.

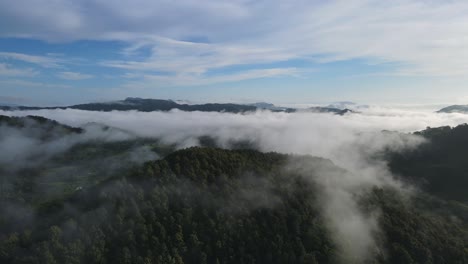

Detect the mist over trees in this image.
[388,124,468,202]
[1,0,467,262]
[1,112,468,263]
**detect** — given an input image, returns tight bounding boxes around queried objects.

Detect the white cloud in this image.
[0,52,61,68]
[57,71,93,80]
[122,67,304,87]
[4,106,461,167]
[0,63,38,77]
[3,106,468,261]
[1,0,467,78]
[102,36,294,74]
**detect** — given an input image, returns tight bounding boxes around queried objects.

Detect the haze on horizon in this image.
[1,0,468,106]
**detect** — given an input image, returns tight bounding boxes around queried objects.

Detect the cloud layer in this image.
[1,0,468,88]
[0,107,468,263]
[3,107,468,261]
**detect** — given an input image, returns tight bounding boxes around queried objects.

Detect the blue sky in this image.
[1,0,468,106]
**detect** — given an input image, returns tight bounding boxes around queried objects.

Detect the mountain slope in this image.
[388,124,468,202]
[1,147,467,263]
[0,97,352,114]
[0,115,83,136]
[0,115,172,204]
[1,98,258,113]
[437,105,468,113]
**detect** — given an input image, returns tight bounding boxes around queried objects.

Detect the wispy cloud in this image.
[0,52,62,68]
[0,63,38,77]
[57,71,93,80]
[95,0,468,84]
[123,67,304,87]
[1,1,466,77]
[1,0,468,93]
[102,36,294,75]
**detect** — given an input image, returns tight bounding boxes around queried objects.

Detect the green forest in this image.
[1,116,468,263]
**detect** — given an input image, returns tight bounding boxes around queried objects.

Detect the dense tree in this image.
[388,124,468,202]
[1,117,468,263]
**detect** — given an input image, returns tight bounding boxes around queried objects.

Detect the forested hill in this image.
[0,98,258,113]
[437,105,468,113]
[1,147,467,263]
[69,98,259,113]
[0,115,83,135]
[0,114,171,205]
[388,123,468,202]
[0,97,352,114]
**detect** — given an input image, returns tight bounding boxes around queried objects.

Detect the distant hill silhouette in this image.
[437,104,468,113]
[0,97,354,114]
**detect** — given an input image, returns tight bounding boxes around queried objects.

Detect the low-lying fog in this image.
[2,106,468,263]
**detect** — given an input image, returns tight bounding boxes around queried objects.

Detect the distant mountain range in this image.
[437,105,468,113]
[0,97,356,115]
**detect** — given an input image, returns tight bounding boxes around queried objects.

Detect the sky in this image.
[0,0,468,106]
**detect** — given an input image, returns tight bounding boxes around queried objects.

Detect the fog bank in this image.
[2,107,468,262]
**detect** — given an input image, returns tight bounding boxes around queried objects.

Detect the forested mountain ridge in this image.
[0,98,258,113]
[1,146,468,263]
[388,123,468,202]
[437,105,468,113]
[0,97,352,114]
[69,98,258,113]
[0,115,83,136]
[1,116,468,263]
[0,147,337,263]
[0,115,171,205]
